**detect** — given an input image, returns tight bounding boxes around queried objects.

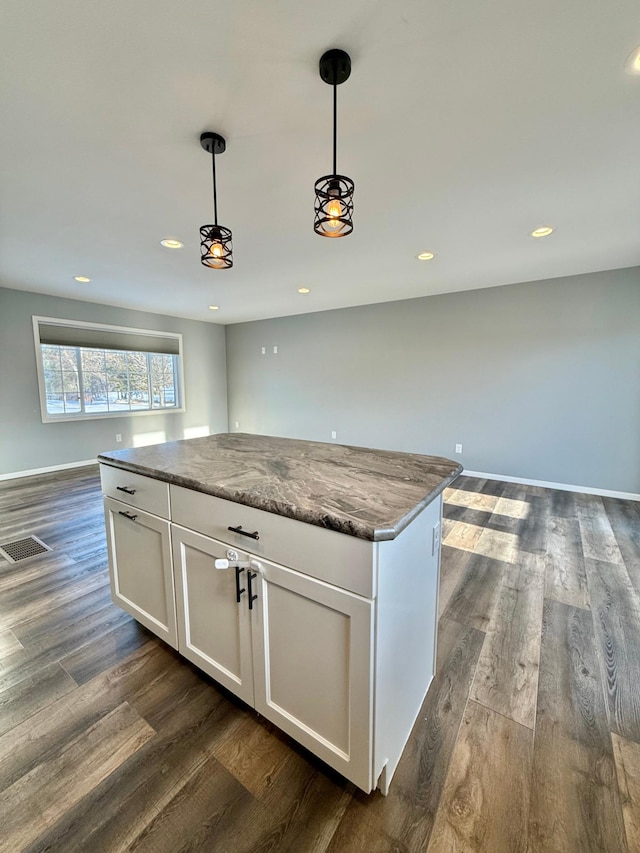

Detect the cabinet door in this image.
[171,525,254,705]
[251,558,374,791]
[104,496,177,648]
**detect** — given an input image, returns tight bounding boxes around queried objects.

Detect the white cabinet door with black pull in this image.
[250,557,374,792]
[104,496,177,649]
[171,524,254,705]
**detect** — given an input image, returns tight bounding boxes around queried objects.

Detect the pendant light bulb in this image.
[325,179,345,230]
[208,241,226,268]
[327,198,343,221]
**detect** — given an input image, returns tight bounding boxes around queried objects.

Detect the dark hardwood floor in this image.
[0,467,638,852]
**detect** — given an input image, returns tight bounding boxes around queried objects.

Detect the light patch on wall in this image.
[183,425,210,439]
[133,431,167,447]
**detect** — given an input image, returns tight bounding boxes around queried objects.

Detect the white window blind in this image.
[36,320,180,355]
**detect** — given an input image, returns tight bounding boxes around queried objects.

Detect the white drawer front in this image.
[100,464,170,519]
[170,485,376,598]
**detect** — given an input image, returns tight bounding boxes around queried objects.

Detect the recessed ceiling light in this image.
[530,226,554,238]
[73,276,91,283]
[625,45,640,75]
[297,287,311,294]
[417,252,435,260]
[208,305,220,310]
[160,238,184,249]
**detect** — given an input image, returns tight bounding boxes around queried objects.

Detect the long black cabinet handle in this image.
[228,525,260,541]
[117,486,137,495]
[235,566,246,603]
[247,570,258,610]
[118,510,138,521]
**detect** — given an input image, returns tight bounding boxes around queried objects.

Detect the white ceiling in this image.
[1,0,639,325]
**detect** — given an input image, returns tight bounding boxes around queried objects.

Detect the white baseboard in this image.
[0,459,99,482]
[463,470,640,502]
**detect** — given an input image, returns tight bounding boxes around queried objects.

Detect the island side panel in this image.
[373,494,442,792]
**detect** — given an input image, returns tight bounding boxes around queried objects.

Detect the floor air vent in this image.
[0,536,51,563]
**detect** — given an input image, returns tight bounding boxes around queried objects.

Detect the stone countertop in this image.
[98,433,462,541]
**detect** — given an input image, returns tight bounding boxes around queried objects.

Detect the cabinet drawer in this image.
[100,464,170,519]
[170,485,377,598]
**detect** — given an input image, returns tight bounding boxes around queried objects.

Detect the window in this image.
[33,317,184,422]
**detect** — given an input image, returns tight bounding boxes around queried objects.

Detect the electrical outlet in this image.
[261,346,266,355]
[234,421,240,429]
[331,430,337,439]
[273,345,278,354]
[115,434,122,442]
[455,443,463,454]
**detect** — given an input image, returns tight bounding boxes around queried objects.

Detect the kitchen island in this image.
[98,433,461,793]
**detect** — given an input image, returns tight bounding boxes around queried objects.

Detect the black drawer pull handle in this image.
[248,570,258,610]
[117,486,137,495]
[118,511,138,521]
[235,566,246,603]
[228,525,260,541]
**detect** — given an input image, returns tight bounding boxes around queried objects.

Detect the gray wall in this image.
[0,287,228,475]
[226,267,640,494]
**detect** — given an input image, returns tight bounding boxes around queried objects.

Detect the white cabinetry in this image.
[170,522,374,789]
[100,462,442,794]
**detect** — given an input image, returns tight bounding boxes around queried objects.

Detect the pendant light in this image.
[314,49,354,238]
[200,132,233,269]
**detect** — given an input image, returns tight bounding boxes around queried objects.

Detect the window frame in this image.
[32,316,186,424]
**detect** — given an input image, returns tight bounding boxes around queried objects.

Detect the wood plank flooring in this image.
[0,466,638,851]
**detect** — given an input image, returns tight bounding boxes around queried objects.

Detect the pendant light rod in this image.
[200,132,226,226]
[333,69,337,176]
[319,49,350,177]
[211,148,218,225]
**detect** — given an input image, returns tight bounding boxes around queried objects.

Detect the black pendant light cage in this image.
[200,223,233,269]
[314,49,354,238]
[314,175,354,238]
[200,132,233,269]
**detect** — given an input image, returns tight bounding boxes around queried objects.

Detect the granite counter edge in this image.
[97,454,463,542]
